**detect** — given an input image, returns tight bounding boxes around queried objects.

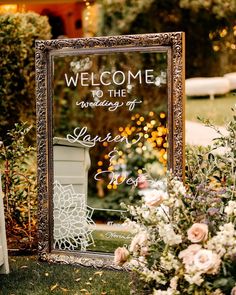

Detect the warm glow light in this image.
[0,5,17,14]
[213,45,220,52]
[107,184,112,190]
[220,29,227,38]
[160,112,166,119]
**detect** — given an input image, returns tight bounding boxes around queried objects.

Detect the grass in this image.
[0,256,131,295]
[186,92,236,126]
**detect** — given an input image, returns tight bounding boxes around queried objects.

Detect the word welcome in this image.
[66,127,142,147]
[65,69,155,87]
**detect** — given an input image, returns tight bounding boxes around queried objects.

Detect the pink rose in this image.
[187,223,208,243]
[144,189,166,207]
[179,244,202,265]
[231,286,236,295]
[138,174,149,189]
[114,247,129,266]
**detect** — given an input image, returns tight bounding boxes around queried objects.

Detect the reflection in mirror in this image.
[52,51,168,254]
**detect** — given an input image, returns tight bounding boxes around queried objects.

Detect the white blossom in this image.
[184,273,204,286]
[225,201,236,216]
[207,223,236,257]
[159,223,182,245]
[160,253,180,271]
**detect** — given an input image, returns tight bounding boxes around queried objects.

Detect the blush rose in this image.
[144,189,167,207]
[231,286,236,295]
[114,247,129,266]
[187,223,208,243]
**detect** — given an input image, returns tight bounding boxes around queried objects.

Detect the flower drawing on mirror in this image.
[53,181,95,251]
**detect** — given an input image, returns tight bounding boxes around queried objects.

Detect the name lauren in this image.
[66,126,141,147]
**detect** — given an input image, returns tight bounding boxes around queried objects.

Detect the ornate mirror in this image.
[36,32,185,268]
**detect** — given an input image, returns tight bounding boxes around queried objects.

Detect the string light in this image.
[83,0,93,35]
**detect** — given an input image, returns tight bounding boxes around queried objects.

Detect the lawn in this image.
[0,256,131,295]
[186,92,236,126]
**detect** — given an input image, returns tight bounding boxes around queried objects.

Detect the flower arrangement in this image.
[114,108,236,294]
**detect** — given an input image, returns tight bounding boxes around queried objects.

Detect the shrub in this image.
[0,123,37,251]
[0,12,51,141]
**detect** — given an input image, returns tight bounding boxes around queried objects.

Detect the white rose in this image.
[144,189,167,207]
[129,231,148,253]
[179,244,202,265]
[193,249,221,274]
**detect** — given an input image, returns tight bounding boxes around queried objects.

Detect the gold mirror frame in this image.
[35,32,185,269]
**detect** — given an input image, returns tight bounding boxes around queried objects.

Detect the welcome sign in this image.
[36,33,185,268]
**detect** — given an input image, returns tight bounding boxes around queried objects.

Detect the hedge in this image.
[0,12,51,141]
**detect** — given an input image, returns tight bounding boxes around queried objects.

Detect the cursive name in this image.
[105,232,133,240]
[66,126,141,147]
[95,170,142,187]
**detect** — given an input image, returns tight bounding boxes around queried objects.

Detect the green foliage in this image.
[0,123,37,250]
[98,0,236,77]
[0,12,51,140]
[179,0,236,18]
[186,106,236,194]
[99,0,155,35]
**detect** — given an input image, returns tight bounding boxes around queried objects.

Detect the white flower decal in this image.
[53,181,95,251]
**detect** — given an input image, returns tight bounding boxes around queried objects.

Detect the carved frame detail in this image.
[35,32,185,269]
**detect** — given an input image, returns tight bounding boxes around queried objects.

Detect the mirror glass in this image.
[52,50,168,253]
